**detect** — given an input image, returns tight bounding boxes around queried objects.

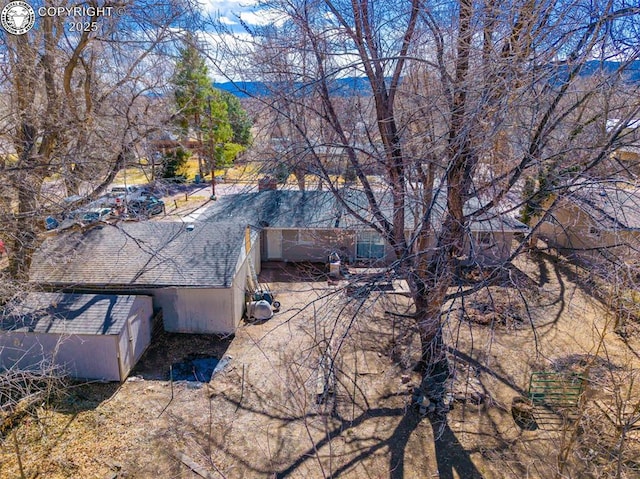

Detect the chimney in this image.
[258,176,277,191]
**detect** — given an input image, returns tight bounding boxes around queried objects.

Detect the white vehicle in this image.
[107,185,144,206]
[81,207,112,223]
[110,185,139,196]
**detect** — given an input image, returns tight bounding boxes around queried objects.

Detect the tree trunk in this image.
[64,164,83,196]
[294,168,306,191]
[9,181,41,281]
[412,261,452,373]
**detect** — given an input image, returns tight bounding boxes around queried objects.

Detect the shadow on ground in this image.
[131,326,232,380]
[260,261,329,282]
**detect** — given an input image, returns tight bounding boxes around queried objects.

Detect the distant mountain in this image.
[215,81,271,98]
[582,60,640,80]
[215,61,640,98]
[554,60,640,83]
[215,77,373,98]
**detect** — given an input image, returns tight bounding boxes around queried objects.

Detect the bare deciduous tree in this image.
[212,0,640,392]
[0,0,199,280]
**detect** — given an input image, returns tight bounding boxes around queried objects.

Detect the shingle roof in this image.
[0,293,138,335]
[30,221,246,288]
[200,189,527,233]
[570,183,640,231]
[338,188,528,232]
[201,190,340,228]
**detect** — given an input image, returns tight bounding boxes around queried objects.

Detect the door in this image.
[117,314,137,381]
[266,229,283,259]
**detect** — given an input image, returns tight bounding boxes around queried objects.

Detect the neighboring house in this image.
[0,293,153,381]
[201,190,527,265]
[611,146,640,177]
[606,118,640,178]
[29,221,260,335]
[150,132,201,153]
[26,189,521,346]
[536,182,640,262]
[310,144,380,175]
[201,190,349,262]
[264,134,380,176]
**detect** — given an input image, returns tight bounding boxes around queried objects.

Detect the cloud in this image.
[199,0,258,16]
[197,30,256,82]
[236,11,279,27]
[198,0,282,29]
[218,16,237,25]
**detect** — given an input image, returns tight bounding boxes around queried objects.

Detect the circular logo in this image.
[1,1,35,35]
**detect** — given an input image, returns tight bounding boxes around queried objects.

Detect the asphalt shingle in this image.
[201,190,340,228]
[1,292,137,335]
[570,183,640,231]
[338,188,527,232]
[201,189,526,233]
[30,221,246,287]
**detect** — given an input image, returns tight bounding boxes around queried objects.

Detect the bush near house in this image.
[162,148,191,179]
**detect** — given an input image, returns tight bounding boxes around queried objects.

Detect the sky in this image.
[198,0,272,29]
[196,0,288,82]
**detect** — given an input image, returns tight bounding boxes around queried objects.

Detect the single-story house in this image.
[611,146,640,177]
[24,188,522,355]
[338,188,528,265]
[0,292,153,381]
[266,138,380,175]
[201,190,353,262]
[605,118,640,178]
[29,221,260,335]
[535,182,640,263]
[201,189,528,265]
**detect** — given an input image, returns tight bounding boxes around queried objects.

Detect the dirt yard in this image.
[1,252,640,478]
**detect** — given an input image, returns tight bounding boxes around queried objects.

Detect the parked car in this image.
[165,175,187,184]
[108,185,139,203]
[81,207,113,223]
[44,216,59,230]
[128,196,165,217]
[110,185,139,196]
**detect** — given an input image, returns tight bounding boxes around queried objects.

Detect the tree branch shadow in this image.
[430,417,484,479]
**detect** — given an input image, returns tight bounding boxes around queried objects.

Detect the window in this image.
[356,231,385,259]
[476,232,495,248]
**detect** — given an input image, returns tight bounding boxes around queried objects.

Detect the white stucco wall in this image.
[155,228,261,334]
[156,287,234,334]
[0,295,154,382]
[470,231,516,265]
[117,295,154,379]
[231,229,261,329]
[0,332,121,381]
[537,203,640,262]
[232,261,249,329]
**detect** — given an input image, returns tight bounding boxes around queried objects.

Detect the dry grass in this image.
[113,165,151,185]
[223,162,260,181]
[2,255,640,478]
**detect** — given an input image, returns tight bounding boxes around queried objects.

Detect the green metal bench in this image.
[527,371,586,427]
